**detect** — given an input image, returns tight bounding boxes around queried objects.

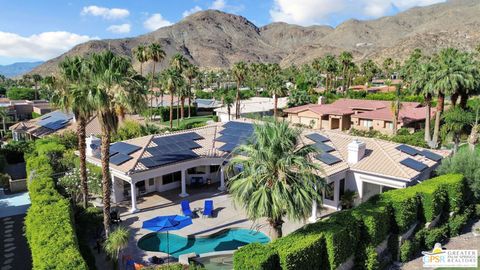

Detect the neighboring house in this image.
[194,98,223,115]
[214,97,288,122]
[84,120,448,217]
[284,99,431,135]
[10,110,145,141]
[0,99,51,121]
[147,94,222,115]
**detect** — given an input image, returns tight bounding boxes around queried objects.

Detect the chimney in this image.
[86,134,101,157]
[348,139,366,164]
[318,96,326,105]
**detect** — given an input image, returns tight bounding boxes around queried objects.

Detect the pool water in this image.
[137,228,269,258]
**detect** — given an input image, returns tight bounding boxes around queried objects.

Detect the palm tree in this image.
[132,44,148,76]
[441,107,474,153]
[382,58,394,78]
[232,62,248,119]
[161,68,184,128]
[147,43,166,119]
[103,226,130,270]
[228,121,325,239]
[410,60,434,145]
[54,56,94,209]
[32,74,42,100]
[339,51,353,92]
[390,85,402,135]
[87,51,146,236]
[266,64,288,119]
[170,54,189,121]
[0,108,8,137]
[183,64,199,118]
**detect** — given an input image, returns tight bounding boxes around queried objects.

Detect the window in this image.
[325,182,335,201]
[148,178,155,186]
[385,121,393,130]
[187,166,206,174]
[339,179,345,197]
[210,165,220,173]
[163,171,181,185]
[362,120,373,128]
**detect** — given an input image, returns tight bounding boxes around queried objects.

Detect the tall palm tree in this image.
[0,108,8,137]
[266,64,287,119]
[382,58,394,78]
[441,107,474,153]
[170,54,189,121]
[410,60,434,145]
[53,56,94,209]
[183,64,199,118]
[147,43,166,119]
[87,51,146,236]
[161,68,184,128]
[232,62,248,119]
[132,44,148,76]
[390,85,402,135]
[320,55,339,93]
[228,121,325,240]
[32,74,42,100]
[339,51,353,92]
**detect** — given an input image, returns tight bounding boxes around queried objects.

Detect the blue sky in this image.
[0,0,445,65]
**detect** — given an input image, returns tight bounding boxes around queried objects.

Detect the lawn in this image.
[158,115,214,128]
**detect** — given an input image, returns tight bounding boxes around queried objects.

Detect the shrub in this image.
[388,234,399,262]
[272,231,324,270]
[1,140,32,163]
[25,154,87,270]
[379,188,420,233]
[212,115,219,122]
[423,226,448,249]
[351,200,391,246]
[448,210,471,237]
[410,177,449,222]
[399,239,419,262]
[364,246,380,270]
[233,243,280,270]
[6,87,36,100]
[438,174,467,213]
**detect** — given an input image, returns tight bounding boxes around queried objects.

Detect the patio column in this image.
[308,199,317,223]
[130,181,138,213]
[218,166,226,191]
[179,169,189,197]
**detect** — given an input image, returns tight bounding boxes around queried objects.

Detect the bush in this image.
[364,246,379,270]
[272,231,324,270]
[388,234,399,262]
[6,87,36,100]
[399,239,419,262]
[411,177,449,222]
[379,188,420,233]
[25,152,87,269]
[212,115,219,122]
[351,200,391,246]
[448,210,471,237]
[1,140,32,163]
[423,226,448,249]
[233,243,280,270]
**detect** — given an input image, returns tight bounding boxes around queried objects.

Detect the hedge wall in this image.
[233,243,280,270]
[25,155,87,270]
[233,174,469,270]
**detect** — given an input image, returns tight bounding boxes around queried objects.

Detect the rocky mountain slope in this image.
[30,0,480,76]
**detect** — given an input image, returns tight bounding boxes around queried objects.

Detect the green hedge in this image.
[438,174,467,213]
[233,243,280,270]
[351,200,391,246]
[379,188,420,233]
[25,155,87,270]
[410,177,449,222]
[272,230,325,270]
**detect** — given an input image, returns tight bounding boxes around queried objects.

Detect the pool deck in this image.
[117,185,335,265]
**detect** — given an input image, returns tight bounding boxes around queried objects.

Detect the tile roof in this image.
[100,120,449,182]
[351,106,436,124]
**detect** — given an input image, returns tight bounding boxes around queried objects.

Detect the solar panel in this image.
[400,158,428,172]
[110,153,132,165]
[222,121,254,131]
[315,153,342,165]
[219,129,253,138]
[152,132,203,146]
[396,144,419,156]
[312,142,335,153]
[421,150,442,161]
[215,134,242,143]
[306,133,329,143]
[219,143,237,152]
[110,142,141,155]
[153,150,199,166]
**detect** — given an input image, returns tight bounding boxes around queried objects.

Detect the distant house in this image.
[214,97,288,122]
[284,99,432,134]
[0,99,51,121]
[10,110,145,141]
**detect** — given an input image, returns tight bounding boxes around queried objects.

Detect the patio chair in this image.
[202,200,213,218]
[181,200,193,217]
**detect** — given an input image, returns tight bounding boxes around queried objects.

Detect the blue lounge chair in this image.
[202,200,213,218]
[181,200,193,217]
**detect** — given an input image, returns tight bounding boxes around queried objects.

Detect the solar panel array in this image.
[421,150,442,161]
[400,158,428,172]
[315,153,342,165]
[139,132,204,168]
[306,133,330,143]
[109,142,142,166]
[312,142,335,153]
[37,111,73,131]
[215,122,254,153]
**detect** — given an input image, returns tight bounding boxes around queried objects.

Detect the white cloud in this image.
[183,6,203,17]
[143,13,172,31]
[81,5,129,20]
[107,23,131,34]
[210,0,227,10]
[0,31,97,60]
[269,0,445,26]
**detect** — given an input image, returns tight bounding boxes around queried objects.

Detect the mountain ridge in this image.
[0,61,44,78]
[30,0,480,76]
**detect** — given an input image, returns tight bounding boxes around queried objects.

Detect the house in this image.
[84,120,448,218]
[0,99,51,121]
[10,110,145,141]
[214,97,288,122]
[284,99,431,134]
[147,94,222,115]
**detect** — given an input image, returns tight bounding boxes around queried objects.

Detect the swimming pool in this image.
[137,228,269,258]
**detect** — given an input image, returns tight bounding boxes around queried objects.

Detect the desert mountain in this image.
[0,61,43,78]
[30,0,480,76]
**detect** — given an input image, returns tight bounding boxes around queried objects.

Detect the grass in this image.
[158,115,214,128]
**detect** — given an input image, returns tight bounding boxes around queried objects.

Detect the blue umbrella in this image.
[142,215,192,264]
